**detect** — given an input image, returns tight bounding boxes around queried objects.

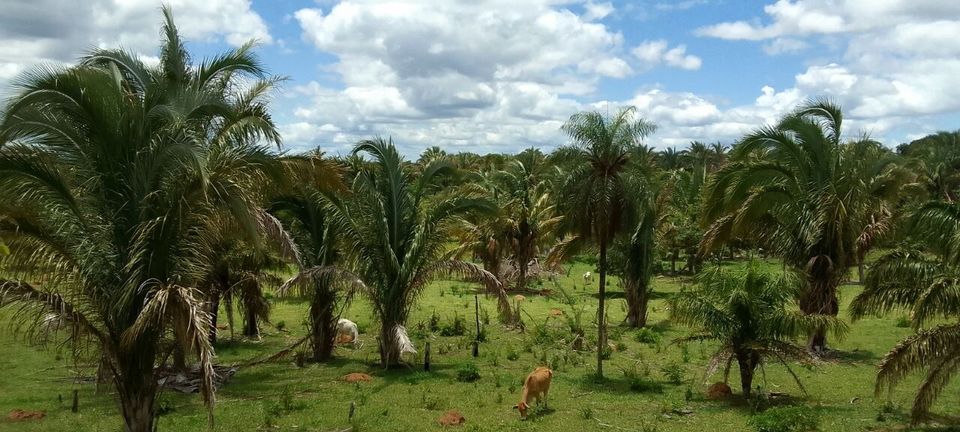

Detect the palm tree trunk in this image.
[624,279,650,328]
[596,237,608,377]
[119,388,156,432]
[379,318,401,368]
[799,275,840,352]
[171,345,187,371]
[116,346,159,432]
[310,282,336,362]
[243,309,259,338]
[208,288,221,345]
[736,351,758,398]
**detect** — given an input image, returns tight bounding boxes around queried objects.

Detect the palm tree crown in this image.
[322,137,496,367]
[558,106,656,377]
[671,266,846,398]
[702,99,905,350]
[0,7,279,431]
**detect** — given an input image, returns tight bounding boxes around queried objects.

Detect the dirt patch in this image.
[437,409,465,426]
[706,382,732,399]
[7,409,45,421]
[549,308,564,317]
[342,373,373,383]
[513,295,526,302]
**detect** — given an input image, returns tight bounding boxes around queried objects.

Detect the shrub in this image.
[894,316,911,328]
[624,364,663,393]
[634,328,662,345]
[506,346,520,361]
[456,362,481,382]
[275,320,287,331]
[440,314,467,336]
[429,311,441,332]
[661,362,685,385]
[628,376,664,393]
[748,406,820,432]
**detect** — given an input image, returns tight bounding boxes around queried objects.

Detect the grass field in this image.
[1,258,958,431]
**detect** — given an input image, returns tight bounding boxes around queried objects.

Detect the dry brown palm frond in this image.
[255,208,301,264]
[409,260,500,294]
[120,281,216,426]
[278,266,367,297]
[0,279,105,345]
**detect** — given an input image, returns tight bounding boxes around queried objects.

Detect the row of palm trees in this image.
[1,8,959,431]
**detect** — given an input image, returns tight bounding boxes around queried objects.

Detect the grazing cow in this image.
[582,271,593,282]
[336,318,359,345]
[394,325,417,357]
[514,367,553,419]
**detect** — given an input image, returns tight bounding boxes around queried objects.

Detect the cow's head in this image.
[513,401,529,419]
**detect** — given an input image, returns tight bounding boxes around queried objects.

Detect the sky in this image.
[2,0,959,157]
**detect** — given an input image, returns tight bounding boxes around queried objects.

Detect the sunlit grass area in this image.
[2,259,954,432]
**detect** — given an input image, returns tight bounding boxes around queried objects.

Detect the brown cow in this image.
[514,367,552,419]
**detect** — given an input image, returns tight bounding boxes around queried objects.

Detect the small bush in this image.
[429,311,441,332]
[275,320,287,331]
[894,316,911,328]
[748,406,820,432]
[506,346,520,361]
[456,362,481,382]
[629,376,664,393]
[634,328,662,346]
[440,314,467,336]
[624,363,663,393]
[661,362,685,385]
[421,392,446,410]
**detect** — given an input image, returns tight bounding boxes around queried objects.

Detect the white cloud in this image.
[631,40,702,70]
[691,0,960,143]
[287,0,636,153]
[0,0,271,94]
[584,1,615,21]
[762,38,808,55]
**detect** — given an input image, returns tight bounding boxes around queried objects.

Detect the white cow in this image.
[583,271,593,282]
[336,318,359,346]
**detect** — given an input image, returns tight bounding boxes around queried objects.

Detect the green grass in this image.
[1,259,958,431]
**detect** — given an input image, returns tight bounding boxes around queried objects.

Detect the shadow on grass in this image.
[824,348,878,364]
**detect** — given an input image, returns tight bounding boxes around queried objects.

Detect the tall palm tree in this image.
[494,149,566,291]
[617,199,658,327]
[701,99,905,351]
[611,145,664,327]
[671,266,845,398]
[557,106,656,377]
[851,201,960,421]
[318,138,496,367]
[900,131,960,203]
[0,8,279,431]
[271,152,354,362]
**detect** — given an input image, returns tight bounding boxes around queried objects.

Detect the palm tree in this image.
[851,201,960,421]
[0,8,279,431]
[701,99,905,351]
[270,152,354,362]
[494,149,566,291]
[317,138,496,367]
[616,199,658,327]
[557,106,656,377]
[671,266,845,398]
[900,131,960,203]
